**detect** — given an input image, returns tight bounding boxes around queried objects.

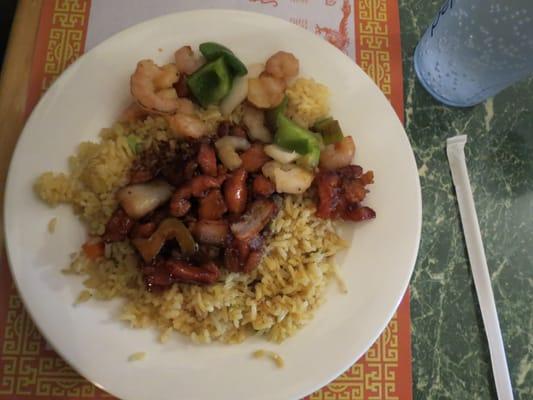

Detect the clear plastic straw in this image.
[446,135,514,400]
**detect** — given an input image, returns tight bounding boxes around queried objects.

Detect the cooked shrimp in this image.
[130,60,179,114]
[154,63,179,90]
[161,96,207,138]
[174,46,205,74]
[214,136,251,171]
[176,98,197,115]
[273,164,314,194]
[261,161,313,194]
[157,88,178,101]
[119,102,149,123]
[165,112,209,139]
[265,51,299,81]
[247,74,286,109]
[319,136,356,170]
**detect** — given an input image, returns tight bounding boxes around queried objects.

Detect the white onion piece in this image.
[264,144,299,164]
[117,180,173,219]
[242,104,273,143]
[220,63,264,116]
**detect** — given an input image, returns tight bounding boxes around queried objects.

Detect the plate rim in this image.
[4,8,422,400]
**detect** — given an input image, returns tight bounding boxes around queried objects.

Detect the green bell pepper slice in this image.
[274,114,320,156]
[312,117,333,131]
[311,117,344,145]
[199,42,248,77]
[296,145,320,169]
[265,96,288,132]
[187,57,232,107]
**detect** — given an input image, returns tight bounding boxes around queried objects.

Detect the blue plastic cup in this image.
[414,0,533,107]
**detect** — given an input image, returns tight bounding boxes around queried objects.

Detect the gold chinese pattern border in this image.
[1,0,409,399]
[26,0,91,115]
[357,0,391,96]
[42,0,89,91]
[355,0,404,122]
[308,314,400,400]
[306,1,408,399]
[0,280,110,398]
[0,0,107,398]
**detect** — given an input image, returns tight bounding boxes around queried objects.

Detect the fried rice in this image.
[34,80,347,344]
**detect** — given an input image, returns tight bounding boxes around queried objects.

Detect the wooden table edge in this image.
[0,0,43,259]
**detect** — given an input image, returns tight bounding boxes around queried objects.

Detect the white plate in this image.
[4,10,421,400]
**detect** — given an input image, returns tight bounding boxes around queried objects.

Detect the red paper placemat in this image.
[1,1,410,398]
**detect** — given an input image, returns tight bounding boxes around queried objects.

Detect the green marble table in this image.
[399,1,533,399]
